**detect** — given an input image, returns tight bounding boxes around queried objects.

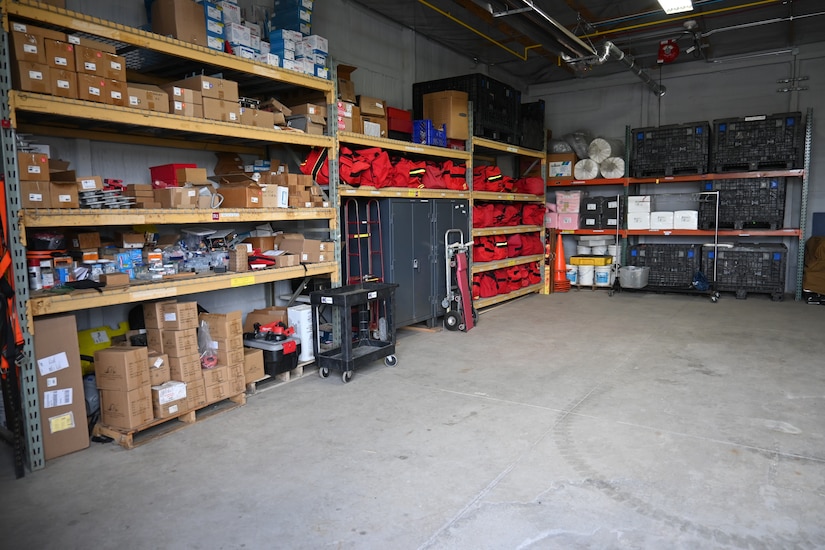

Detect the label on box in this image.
[80,178,98,190]
[173,100,184,111]
[229,112,237,121]
[46,377,57,388]
[110,60,122,71]
[67,35,80,45]
[43,388,73,408]
[55,56,68,66]
[91,329,110,344]
[84,62,97,71]
[28,192,43,201]
[57,79,70,89]
[251,196,259,203]
[58,194,72,203]
[24,44,38,54]
[28,165,42,175]
[163,312,178,322]
[12,22,27,32]
[206,5,221,20]
[48,411,76,434]
[111,91,122,100]
[129,96,140,106]
[29,70,44,81]
[38,351,70,376]
[88,86,101,96]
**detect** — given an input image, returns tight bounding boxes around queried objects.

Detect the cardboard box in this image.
[274,254,299,268]
[76,73,109,103]
[163,301,199,330]
[211,340,245,366]
[103,53,126,81]
[243,348,265,384]
[162,84,202,105]
[203,97,240,123]
[548,153,577,179]
[12,61,51,94]
[627,196,652,213]
[94,346,150,392]
[286,114,326,135]
[145,328,164,354]
[423,91,469,140]
[358,95,385,117]
[100,272,129,288]
[674,210,699,230]
[50,181,79,208]
[108,79,128,107]
[239,108,277,129]
[151,380,187,405]
[169,353,202,383]
[152,0,208,47]
[186,378,206,410]
[117,232,145,249]
[176,167,210,186]
[45,40,76,71]
[173,75,239,102]
[148,352,171,385]
[50,69,77,99]
[243,307,288,333]
[99,385,153,429]
[155,187,198,208]
[199,311,243,340]
[627,213,651,230]
[10,23,65,64]
[69,232,101,249]
[77,175,103,192]
[127,83,169,113]
[202,365,231,386]
[244,236,276,252]
[33,315,89,460]
[153,396,186,419]
[74,45,107,77]
[337,64,356,103]
[361,116,387,139]
[162,328,198,357]
[650,211,675,231]
[220,185,262,208]
[20,181,51,208]
[290,103,327,118]
[18,153,49,181]
[143,300,175,329]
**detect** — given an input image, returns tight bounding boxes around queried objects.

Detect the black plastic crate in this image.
[627,243,700,288]
[413,74,522,143]
[703,243,786,300]
[631,122,710,177]
[698,178,786,230]
[713,112,802,171]
[519,100,545,150]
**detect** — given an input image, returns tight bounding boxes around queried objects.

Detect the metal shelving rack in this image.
[0,0,341,471]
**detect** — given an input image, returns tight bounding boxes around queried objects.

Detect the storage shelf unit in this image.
[1,0,340,471]
[548,115,812,299]
[471,137,546,307]
[338,131,472,160]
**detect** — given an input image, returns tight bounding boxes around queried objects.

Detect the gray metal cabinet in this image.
[378,198,469,327]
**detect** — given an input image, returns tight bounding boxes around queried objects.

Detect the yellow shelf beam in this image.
[339,186,470,200]
[472,137,545,158]
[21,207,336,229]
[471,254,544,275]
[473,191,545,202]
[473,283,543,309]
[472,224,543,237]
[10,92,334,148]
[338,132,472,160]
[28,262,339,317]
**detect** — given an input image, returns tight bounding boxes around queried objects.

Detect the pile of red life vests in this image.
[472,232,544,262]
[301,149,545,195]
[472,261,543,299]
[472,202,545,228]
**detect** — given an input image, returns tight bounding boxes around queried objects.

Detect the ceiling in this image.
[349,0,825,90]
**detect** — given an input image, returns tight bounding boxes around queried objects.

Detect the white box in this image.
[258,52,279,66]
[243,21,261,38]
[627,195,652,213]
[276,186,288,208]
[218,1,241,24]
[674,210,699,230]
[225,22,251,47]
[627,213,650,230]
[650,211,674,231]
[287,304,314,362]
[152,380,187,405]
[303,35,328,54]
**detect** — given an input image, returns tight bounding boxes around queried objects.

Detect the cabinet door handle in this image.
[413,259,419,270]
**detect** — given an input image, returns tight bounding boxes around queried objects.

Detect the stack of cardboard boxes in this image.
[94,346,153,430]
[198,311,246,401]
[287,173,327,208]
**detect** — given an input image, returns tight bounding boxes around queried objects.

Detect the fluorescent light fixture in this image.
[658,0,693,14]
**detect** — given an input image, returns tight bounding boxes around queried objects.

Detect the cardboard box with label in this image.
[199,311,242,340]
[76,73,109,103]
[361,115,387,139]
[243,348,265,384]
[127,83,169,113]
[152,0,208,47]
[50,164,79,209]
[19,152,49,181]
[162,301,199,330]
[203,98,240,123]
[173,75,239,102]
[286,114,326,135]
[243,307,288,334]
[21,181,51,209]
[99,385,153,429]
[151,380,187,419]
[34,315,90,460]
[93,346,150,392]
[548,153,577,179]
[423,91,469,141]
[76,175,103,192]
[154,187,198,208]
[44,40,76,71]
[148,352,171,385]
[358,95,386,118]
[10,23,66,64]
[239,108,278,129]
[220,184,263,208]
[170,353,202,383]
[50,69,77,99]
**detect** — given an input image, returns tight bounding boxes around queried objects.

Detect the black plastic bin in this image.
[310,282,399,383]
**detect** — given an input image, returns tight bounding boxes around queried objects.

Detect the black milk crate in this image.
[520,100,545,150]
[703,243,787,300]
[627,243,701,288]
[713,112,802,171]
[698,178,786,230]
[413,74,522,141]
[631,122,710,177]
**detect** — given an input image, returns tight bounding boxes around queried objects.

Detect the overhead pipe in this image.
[517,1,665,96]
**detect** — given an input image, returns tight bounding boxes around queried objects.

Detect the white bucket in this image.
[594,265,612,286]
[578,265,594,286]
[607,244,618,264]
[566,264,577,284]
[576,245,592,255]
[591,245,608,255]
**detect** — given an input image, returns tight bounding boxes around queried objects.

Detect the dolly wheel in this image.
[319,367,329,378]
[444,311,461,331]
[384,355,398,367]
[472,308,478,325]
[342,370,353,383]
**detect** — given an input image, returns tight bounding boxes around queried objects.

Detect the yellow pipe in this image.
[579,0,780,39]
[417,0,541,61]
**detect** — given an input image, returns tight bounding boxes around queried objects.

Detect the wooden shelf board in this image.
[338,132,472,160]
[471,254,544,274]
[473,191,544,202]
[472,225,543,237]
[339,186,470,199]
[473,283,543,309]
[472,137,545,158]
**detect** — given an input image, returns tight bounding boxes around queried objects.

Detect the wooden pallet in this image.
[245,364,307,394]
[92,393,246,450]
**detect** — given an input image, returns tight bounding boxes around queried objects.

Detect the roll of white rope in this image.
[574,158,600,180]
[599,156,626,179]
[587,138,625,163]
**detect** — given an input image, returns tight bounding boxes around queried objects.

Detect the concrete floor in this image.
[1,291,824,549]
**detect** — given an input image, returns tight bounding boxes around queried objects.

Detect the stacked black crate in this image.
[520,100,545,151]
[631,122,710,177]
[698,177,786,230]
[413,74,522,144]
[703,243,787,300]
[713,113,802,172]
[627,244,701,288]
[579,196,604,230]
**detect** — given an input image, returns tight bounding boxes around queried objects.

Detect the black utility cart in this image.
[310,282,399,383]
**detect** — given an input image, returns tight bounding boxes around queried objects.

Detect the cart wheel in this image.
[444,311,461,331]
[458,323,466,331]
[384,355,398,367]
[319,367,329,378]
[608,289,614,297]
[342,370,353,383]
[711,295,719,303]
